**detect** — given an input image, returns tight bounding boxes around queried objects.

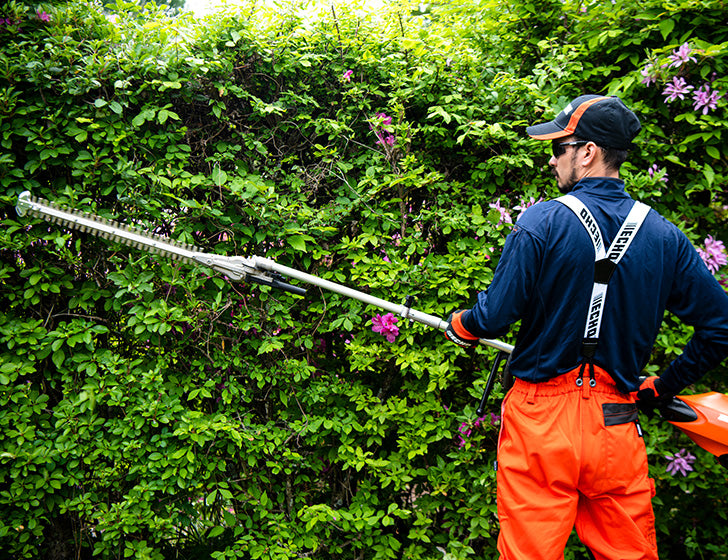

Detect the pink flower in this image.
[640,63,657,86]
[718,273,728,291]
[668,43,697,68]
[370,113,395,147]
[371,313,399,342]
[342,69,353,82]
[375,132,396,146]
[692,84,721,114]
[489,200,512,226]
[662,77,694,102]
[647,164,668,183]
[697,235,727,274]
[513,196,543,222]
[36,9,50,22]
[375,113,392,126]
[458,421,472,438]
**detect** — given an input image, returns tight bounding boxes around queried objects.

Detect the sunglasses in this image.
[552,140,589,158]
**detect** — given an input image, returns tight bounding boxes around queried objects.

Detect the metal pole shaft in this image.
[253,257,514,354]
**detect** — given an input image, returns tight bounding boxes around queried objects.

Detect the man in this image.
[444,94,728,560]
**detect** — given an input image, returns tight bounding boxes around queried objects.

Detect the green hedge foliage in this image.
[1,0,727,558]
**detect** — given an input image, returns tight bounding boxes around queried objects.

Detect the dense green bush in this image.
[1,0,726,558]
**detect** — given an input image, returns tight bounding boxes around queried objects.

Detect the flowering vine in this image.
[639,42,724,114]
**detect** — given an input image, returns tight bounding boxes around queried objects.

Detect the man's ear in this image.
[580,141,600,167]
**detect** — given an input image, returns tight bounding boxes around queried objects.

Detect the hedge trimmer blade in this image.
[15,191,305,294]
[16,191,205,266]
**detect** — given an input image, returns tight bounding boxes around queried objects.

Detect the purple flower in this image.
[37,9,50,22]
[457,415,494,448]
[489,200,513,226]
[692,84,721,115]
[371,313,399,343]
[697,235,727,274]
[458,421,472,437]
[640,63,657,86]
[662,77,694,102]
[668,43,697,68]
[342,69,353,82]
[665,448,696,476]
[457,421,472,448]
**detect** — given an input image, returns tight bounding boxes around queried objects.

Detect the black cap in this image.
[526,95,641,150]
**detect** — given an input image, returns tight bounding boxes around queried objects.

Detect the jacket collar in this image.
[570,177,628,198]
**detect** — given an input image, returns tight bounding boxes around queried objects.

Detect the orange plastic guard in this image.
[669,392,728,459]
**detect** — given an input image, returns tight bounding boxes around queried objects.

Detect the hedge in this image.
[0,0,726,558]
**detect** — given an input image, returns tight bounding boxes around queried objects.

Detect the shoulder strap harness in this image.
[556,195,651,389]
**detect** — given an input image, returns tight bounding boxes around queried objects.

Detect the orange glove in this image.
[635,375,670,414]
[444,311,480,348]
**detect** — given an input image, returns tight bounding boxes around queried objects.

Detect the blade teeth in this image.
[24,194,206,259]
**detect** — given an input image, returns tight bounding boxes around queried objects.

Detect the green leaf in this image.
[206,489,218,505]
[209,526,224,538]
[288,235,307,252]
[212,167,228,186]
[658,19,675,40]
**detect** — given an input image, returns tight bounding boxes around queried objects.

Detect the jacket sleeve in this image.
[460,224,543,339]
[660,233,728,394]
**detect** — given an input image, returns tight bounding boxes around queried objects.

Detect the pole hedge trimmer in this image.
[14,191,728,467]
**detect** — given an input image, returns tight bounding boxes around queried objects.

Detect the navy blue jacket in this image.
[461,177,728,394]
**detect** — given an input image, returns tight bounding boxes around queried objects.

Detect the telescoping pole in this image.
[252,256,515,355]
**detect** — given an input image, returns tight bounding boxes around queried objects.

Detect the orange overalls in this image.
[496,365,658,560]
[496,196,658,559]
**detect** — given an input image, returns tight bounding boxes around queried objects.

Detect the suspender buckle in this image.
[582,339,599,359]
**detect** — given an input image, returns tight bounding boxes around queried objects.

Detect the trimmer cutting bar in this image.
[16,191,202,265]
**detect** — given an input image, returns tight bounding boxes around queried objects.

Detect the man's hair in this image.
[575,136,629,172]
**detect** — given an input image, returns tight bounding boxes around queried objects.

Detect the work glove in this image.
[635,375,672,416]
[444,310,480,348]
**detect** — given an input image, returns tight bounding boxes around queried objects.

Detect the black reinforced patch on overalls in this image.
[602,403,639,426]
